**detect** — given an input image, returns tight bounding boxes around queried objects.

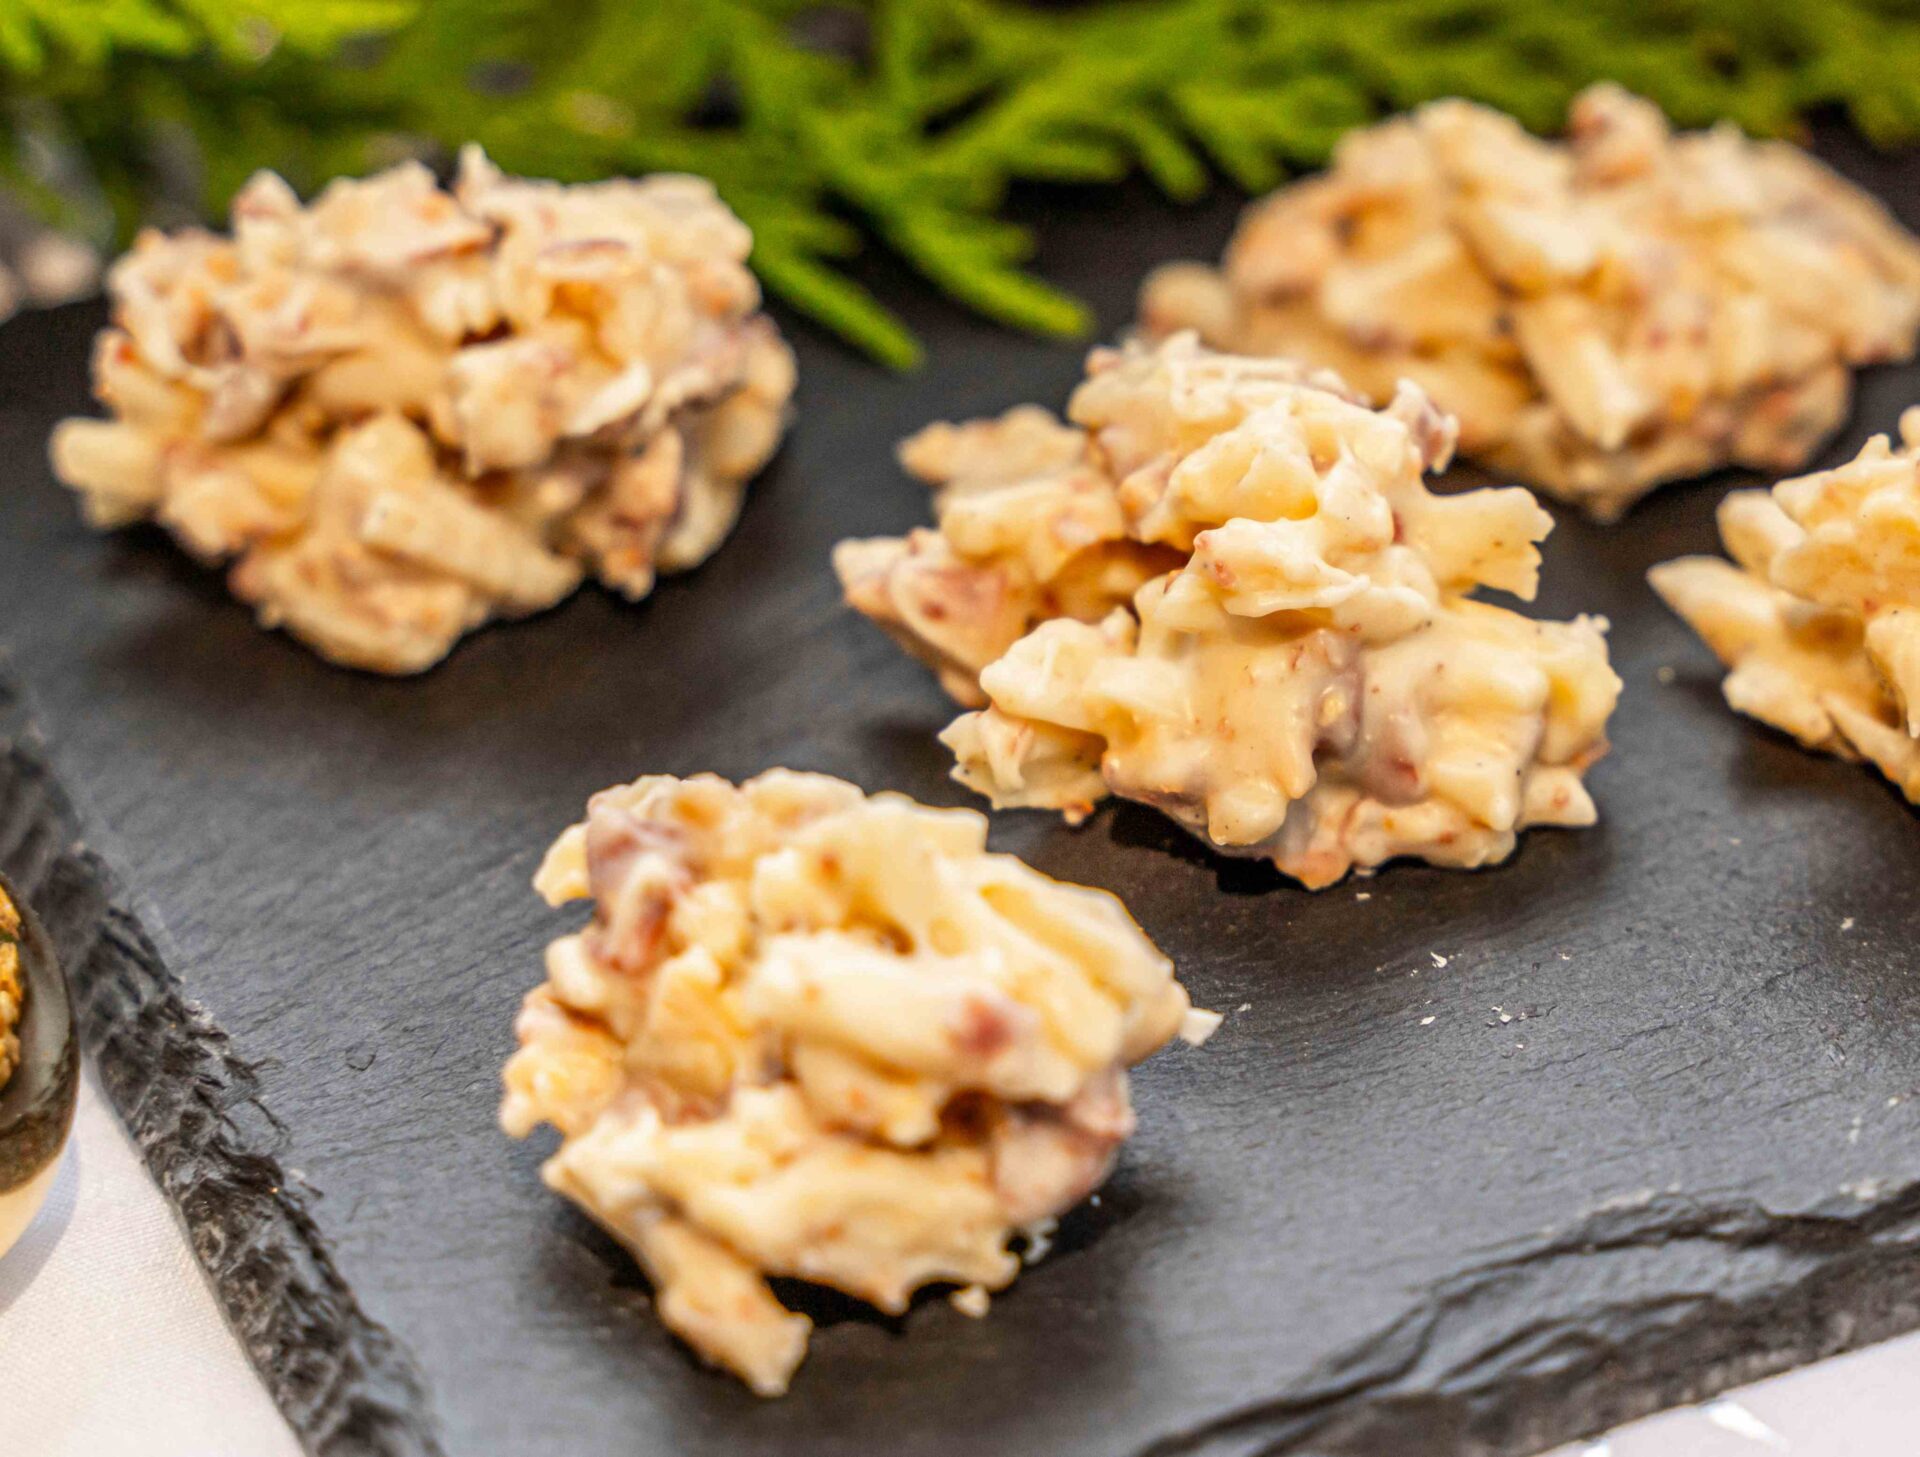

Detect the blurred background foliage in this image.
[7,0,1920,364]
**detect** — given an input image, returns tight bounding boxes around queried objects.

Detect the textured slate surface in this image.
[0,684,440,1455]
[3,139,1920,1457]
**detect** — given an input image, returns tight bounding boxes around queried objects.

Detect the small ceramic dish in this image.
[0,872,77,1258]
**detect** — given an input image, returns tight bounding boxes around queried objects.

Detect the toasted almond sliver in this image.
[1511,294,1649,451]
[359,485,582,609]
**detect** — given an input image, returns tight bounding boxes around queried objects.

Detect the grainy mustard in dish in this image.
[0,884,20,1091]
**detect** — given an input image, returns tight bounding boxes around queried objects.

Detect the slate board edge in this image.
[0,667,444,1457]
[1149,1182,1920,1455]
[5,651,1920,1457]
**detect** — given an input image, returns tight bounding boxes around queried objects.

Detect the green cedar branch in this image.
[4,0,1920,365]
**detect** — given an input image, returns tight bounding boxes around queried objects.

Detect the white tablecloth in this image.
[1540,1332,1920,1456]
[2,1066,1913,1455]
[0,1069,298,1457]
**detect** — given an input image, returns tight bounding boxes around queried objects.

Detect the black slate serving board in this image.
[4,134,1920,1457]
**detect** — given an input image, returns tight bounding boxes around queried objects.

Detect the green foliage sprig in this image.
[7,0,1920,365]
[0,0,414,69]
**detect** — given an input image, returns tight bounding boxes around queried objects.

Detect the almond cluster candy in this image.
[51,149,794,672]
[841,335,1621,888]
[501,769,1213,1395]
[1653,410,1920,799]
[1142,86,1920,519]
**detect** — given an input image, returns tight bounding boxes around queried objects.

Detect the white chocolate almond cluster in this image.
[834,348,1401,706]
[834,401,1187,706]
[845,335,1621,888]
[501,769,1212,1395]
[1141,86,1920,519]
[1651,410,1920,799]
[51,149,795,672]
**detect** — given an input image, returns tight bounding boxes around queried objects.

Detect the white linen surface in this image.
[0,1068,299,1457]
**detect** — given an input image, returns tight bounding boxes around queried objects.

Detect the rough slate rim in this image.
[9,637,1920,1456]
[0,670,443,1457]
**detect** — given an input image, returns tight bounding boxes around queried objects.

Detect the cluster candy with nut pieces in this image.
[842,334,1622,889]
[1141,85,1920,520]
[51,148,795,673]
[501,769,1214,1396]
[1652,410,1920,800]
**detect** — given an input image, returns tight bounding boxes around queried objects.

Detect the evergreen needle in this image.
[6,0,1919,365]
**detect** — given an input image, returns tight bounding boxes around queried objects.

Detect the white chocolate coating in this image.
[912,338,1617,888]
[52,149,794,672]
[1652,408,1920,799]
[1141,86,1920,519]
[501,770,1210,1394]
